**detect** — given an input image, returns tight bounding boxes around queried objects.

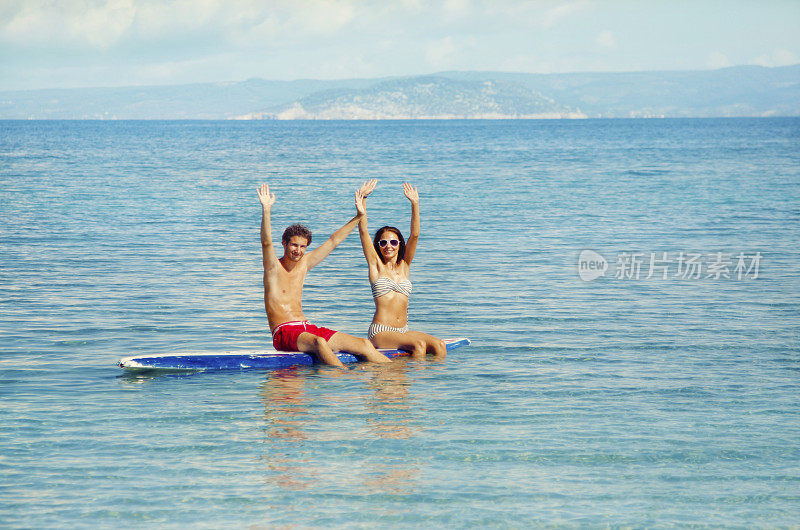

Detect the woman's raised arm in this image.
[402,182,420,265]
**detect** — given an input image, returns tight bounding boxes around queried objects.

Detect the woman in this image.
[355,179,446,359]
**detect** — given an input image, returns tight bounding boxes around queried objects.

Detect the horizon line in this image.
[3,63,798,94]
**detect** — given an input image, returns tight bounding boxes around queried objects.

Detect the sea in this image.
[1,118,799,528]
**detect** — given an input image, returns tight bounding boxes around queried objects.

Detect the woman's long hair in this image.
[373,226,406,263]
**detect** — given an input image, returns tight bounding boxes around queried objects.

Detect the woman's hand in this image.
[257,184,276,209]
[403,182,419,204]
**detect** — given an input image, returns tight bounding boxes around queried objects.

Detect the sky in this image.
[0,0,798,91]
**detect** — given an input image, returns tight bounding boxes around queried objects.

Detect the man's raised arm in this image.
[257,184,279,271]
[306,187,367,270]
[357,179,379,263]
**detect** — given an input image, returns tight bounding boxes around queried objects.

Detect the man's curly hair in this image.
[282,224,312,246]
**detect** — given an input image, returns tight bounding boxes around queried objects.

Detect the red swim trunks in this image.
[272,320,337,352]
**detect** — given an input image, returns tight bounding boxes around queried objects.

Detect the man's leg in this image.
[327,332,392,363]
[296,332,345,368]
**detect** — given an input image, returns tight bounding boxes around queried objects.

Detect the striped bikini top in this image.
[371,276,412,299]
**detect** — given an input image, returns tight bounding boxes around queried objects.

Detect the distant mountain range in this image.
[249,77,585,119]
[1,65,798,120]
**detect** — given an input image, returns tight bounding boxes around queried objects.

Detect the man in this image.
[257,183,391,367]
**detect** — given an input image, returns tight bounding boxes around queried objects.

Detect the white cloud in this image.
[480,0,590,30]
[425,36,457,68]
[72,0,136,48]
[0,0,216,48]
[1,0,798,91]
[754,48,800,67]
[596,30,615,49]
[443,0,470,17]
[540,1,589,29]
[133,0,226,37]
[399,0,423,9]
[286,0,357,35]
[0,0,361,50]
[707,52,731,69]
[497,53,556,74]
[311,52,373,79]
[0,2,72,46]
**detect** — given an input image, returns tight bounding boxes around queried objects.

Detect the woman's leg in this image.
[411,331,447,358]
[371,330,446,359]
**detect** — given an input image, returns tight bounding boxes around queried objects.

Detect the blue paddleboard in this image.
[118,337,470,372]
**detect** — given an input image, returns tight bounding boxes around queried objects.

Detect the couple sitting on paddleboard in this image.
[258,179,446,368]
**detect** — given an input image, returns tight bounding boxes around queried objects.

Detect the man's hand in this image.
[403,182,419,205]
[359,179,377,198]
[258,184,276,209]
[355,190,367,217]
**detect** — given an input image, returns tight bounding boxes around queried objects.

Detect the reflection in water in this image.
[116,370,201,385]
[361,463,420,495]
[258,360,434,495]
[362,361,419,440]
[260,367,309,442]
[258,367,316,491]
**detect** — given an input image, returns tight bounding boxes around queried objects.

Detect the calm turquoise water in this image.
[1,119,799,527]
